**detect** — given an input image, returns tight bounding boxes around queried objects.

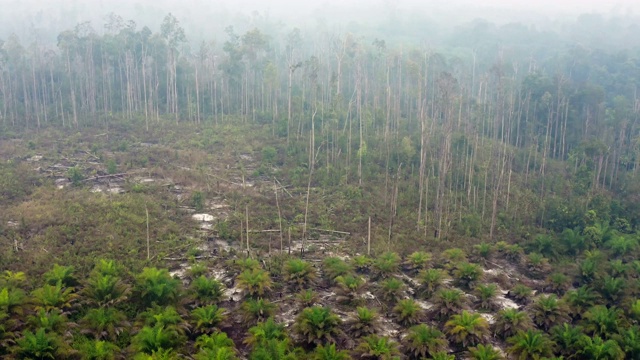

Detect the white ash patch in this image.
[496,290,519,309]
[192,213,215,222]
[223,286,243,302]
[276,306,298,328]
[90,186,104,193]
[27,155,43,162]
[7,221,19,228]
[480,313,495,324]
[108,187,124,194]
[415,299,434,311]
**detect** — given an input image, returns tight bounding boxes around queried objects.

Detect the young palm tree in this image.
[82,273,131,307]
[137,306,186,330]
[196,331,236,351]
[12,328,68,359]
[426,351,455,360]
[606,235,638,258]
[249,338,299,360]
[0,286,25,316]
[134,348,179,360]
[323,257,353,283]
[578,336,624,360]
[598,276,626,305]
[468,344,504,360]
[432,288,468,320]
[525,253,551,279]
[236,269,273,298]
[503,244,524,264]
[402,324,448,360]
[334,275,365,306]
[195,331,238,360]
[1,270,26,288]
[244,317,288,349]
[507,329,554,360]
[614,326,640,359]
[312,343,352,360]
[530,294,570,331]
[189,275,225,305]
[284,258,317,290]
[560,228,586,256]
[392,299,423,326]
[346,307,380,338]
[372,252,401,279]
[452,262,483,289]
[444,311,489,348]
[192,304,227,334]
[630,299,640,323]
[474,283,498,311]
[550,324,587,359]
[582,305,622,338]
[74,338,120,360]
[135,267,181,307]
[294,306,342,346]
[81,307,130,341]
[545,273,570,295]
[378,278,404,304]
[44,264,78,287]
[607,260,627,278]
[353,334,400,360]
[508,284,534,305]
[442,248,467,267]
[296,289,318,308]
[493,309,533,339]
[187,263,208,279]
[563,285,599,319]
[240,298,277,325]
[472,243,494,263]
[91,259,122,277]
[27,308,69,334]
[403,251,432,273]
[228,258,261,275]
[131,325,182,355]
[351,255,371,274]
[579,258,599,284]
[31,282,78,311]
[418,269,447,299]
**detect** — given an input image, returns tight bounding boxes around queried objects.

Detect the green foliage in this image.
[493,309,533,339]
[474,283,498,310]
[191,191,205,212]
[44,264,78,287]
[347,307,380,338]
[135,268,181,307]
[378,278,404,304]
[244,317,287,349]
[68,166,84,186]
[418,269,447,298]
[192,305,227,334]
[453,262,483,289]
[241,298,277,324]
[236,269,273,298]
[550,324,587,359]
[507,329,554,360]
[74,338,120,360]
[81,307,130,341]
[322,258,353,282]
[393,298,423,327]
[132,326,182,354]
[578,336,624,360]
[353,334,400,360]
[296,289,318,308]
[13,328,66,359]
[294,306,342,346]
[283,258,316,290]
[190,276,225,305]
[334,275,365,306]
[312,343,352,360]
[403,324,448,360]
[372,252,401,279]
[530,294,570,331]
[432,288,468,320]
[31,282,78,311]
[468,344,504,360]
[444,311,490,348]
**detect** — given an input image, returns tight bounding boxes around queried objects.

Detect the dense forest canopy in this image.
[1,1,640,359]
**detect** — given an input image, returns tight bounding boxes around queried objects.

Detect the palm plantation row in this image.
[1,231,639,360]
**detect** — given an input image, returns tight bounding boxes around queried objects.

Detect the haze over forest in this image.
[3,1,640,359]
